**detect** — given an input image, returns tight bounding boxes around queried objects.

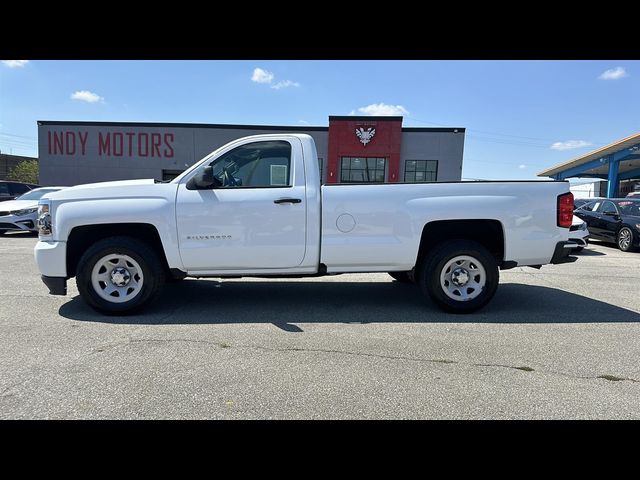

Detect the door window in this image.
[597,201,618,215]
[208,141,292,188]
[0,183,9,198]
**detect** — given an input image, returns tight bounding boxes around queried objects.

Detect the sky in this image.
[1,60,638,180]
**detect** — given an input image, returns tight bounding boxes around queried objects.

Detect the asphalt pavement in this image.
[1,233,639,419]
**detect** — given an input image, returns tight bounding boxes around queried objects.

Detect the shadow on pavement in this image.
[575,248,606,256]
[58,279,640,328]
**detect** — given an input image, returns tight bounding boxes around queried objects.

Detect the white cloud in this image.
[519,164,527,169]
[271,80,300,89]
[598,67,628,80]
[251,67,274,84]
[70,90,104,103]
[550,140,592,151]
[2,60,29,68]
[298,120,309,124]
[352,103,409,116]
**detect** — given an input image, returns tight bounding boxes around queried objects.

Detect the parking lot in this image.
[1,233,639,419]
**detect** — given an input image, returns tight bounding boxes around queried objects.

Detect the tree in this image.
[7,160,39,184]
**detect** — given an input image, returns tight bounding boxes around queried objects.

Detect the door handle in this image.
[274,198,302,204]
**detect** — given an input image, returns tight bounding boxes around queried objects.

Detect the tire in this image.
[388,271,415,283]
[0,230,6,236]
[418,239,499,314]
[75,236,165,315]
[617,227,635,252]
[574,246,584,252]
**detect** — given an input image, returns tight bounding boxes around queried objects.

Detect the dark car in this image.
[573,198,599,210]
[0,181,40,202]
[574,198,640,252]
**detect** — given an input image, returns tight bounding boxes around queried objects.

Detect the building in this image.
[0,153,38,181]
[37,117,465,186]
[538,132,640,198]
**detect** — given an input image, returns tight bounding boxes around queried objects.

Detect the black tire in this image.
[617,227,635,252]
[418,239,499,314]
[388,271,415,283]
[0,230,6,236]
[75,236,165,315]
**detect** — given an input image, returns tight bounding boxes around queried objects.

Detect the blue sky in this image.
[1,60,638,180]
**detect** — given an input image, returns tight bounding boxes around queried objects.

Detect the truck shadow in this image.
[58,279,640,328]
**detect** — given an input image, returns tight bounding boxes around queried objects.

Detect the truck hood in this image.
[42,179,170,202]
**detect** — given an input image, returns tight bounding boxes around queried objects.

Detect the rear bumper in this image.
[42,275,67,295]
[550,241,579,264]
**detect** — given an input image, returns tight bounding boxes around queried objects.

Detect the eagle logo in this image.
[355,127,376,146]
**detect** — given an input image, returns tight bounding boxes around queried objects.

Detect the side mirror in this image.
[186,166,215,190]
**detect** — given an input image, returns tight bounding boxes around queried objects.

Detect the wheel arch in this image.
[66,223,172,278]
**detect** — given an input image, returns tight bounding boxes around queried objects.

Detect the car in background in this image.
[0,187,65,235]
[0,180,40,202]
[574,198,640,252]
[568,215,589,251]
[626,191,640,198]
[573,197,603,210]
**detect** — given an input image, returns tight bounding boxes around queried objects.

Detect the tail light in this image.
[557,192,574,228]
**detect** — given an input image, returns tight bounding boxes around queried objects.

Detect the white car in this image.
[35,133,577,315]
[0,187,65,235]
[568,214,589,251]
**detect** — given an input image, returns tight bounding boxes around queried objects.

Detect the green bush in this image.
[7,159,39,184]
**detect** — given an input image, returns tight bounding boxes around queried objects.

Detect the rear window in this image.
[0,183,10,197]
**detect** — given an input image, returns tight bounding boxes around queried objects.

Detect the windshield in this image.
[617,201,640,217]
[16,188,61,201]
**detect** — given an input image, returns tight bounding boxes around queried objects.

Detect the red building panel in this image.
[326,116,403,183]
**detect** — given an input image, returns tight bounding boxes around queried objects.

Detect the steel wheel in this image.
[618,227,633,252]
[91,253,144,303]
[439,255,486,301]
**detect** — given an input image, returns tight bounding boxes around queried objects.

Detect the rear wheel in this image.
[388,271,415,283]
[76,236,165,315]
[418,240,499,314]
[617,227,635,252]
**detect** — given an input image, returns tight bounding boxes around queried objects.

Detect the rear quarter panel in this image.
[320,181,570,271]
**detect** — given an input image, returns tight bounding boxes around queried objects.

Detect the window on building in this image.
[340,157,386,183]
[404,160,438,182]
[208,140,292,187]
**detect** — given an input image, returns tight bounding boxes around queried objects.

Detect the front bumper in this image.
[569,229,589,248]
[42,276,67,295]
[0,213,37,232]
[34,240,67,278]
[550,241,579,264]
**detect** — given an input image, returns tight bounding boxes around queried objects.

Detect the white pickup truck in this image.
[34,133,577,315]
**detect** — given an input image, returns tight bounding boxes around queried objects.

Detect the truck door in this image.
[175,138,307,271]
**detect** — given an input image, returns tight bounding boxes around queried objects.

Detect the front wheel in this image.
[418,240,499,314]
[617,227,635,252]
[76,236,165,315]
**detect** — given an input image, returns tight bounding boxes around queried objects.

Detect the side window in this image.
[0,183,10,198]
[586,201,601,212]
[209,141,292,188]
[9,183,29,195]
[598,201,618,214]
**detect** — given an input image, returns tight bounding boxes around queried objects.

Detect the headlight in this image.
[11,207,38,216]
[37,202,52,237]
